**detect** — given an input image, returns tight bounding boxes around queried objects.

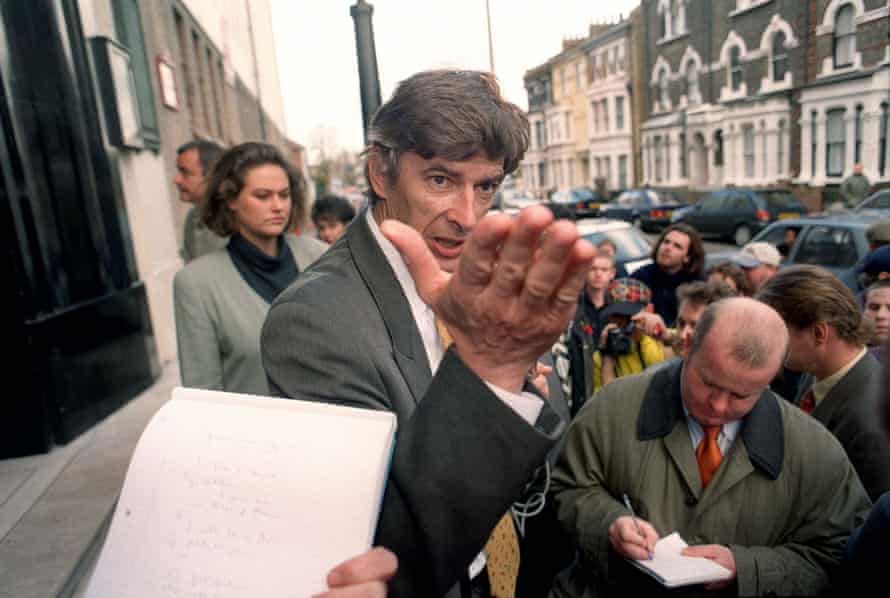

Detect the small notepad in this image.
[84,387,397,598]
[627,532,733,588]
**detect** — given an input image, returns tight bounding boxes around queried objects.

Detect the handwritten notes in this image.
[85,387,397,598]
[628,532,733,588]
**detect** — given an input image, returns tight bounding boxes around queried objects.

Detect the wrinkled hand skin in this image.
[383,206,595,393]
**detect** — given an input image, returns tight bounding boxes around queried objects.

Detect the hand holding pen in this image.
[607,494,659,561]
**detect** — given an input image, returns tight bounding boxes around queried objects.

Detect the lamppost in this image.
[350,0,382,141]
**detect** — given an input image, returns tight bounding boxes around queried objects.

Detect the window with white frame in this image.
[539,163,547,187]
[833,4,856,69]
[730,47,743,91]
[619,155,628,188]
[603,156,611,187]
[565,113,571,139]
[854,104,863,165]
[714,130,724,167]
[576,62,585,88]
[535,121,545,148]
[595,157,602,178]
[777,120,785,176]
[680,133,687,178]
[671,1,682,36]
[592,102,599,134]
[616,96,625,130]
[744,126,755,177]
[568,159,575,186]
[603,99,610,132]
[826,109,846,177]
[811,111,818,176]
[686,60,699,104]
[772,31,788,82]
[618,43,626,71]
[660,70,670,110]
[666,136,672,180]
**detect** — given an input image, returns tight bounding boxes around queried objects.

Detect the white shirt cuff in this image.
[485,382,544,425]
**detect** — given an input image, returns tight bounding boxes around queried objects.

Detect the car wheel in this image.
[734,224,752,247]
[632,217,642,229]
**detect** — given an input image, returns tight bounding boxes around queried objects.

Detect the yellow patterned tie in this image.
[434,316,521,598]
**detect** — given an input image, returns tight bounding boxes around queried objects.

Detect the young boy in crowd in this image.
[311,195,356,245]
[593,278,665,390]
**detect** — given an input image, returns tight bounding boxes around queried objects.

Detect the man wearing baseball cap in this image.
[593,278,666,390]
[730,241,782,292]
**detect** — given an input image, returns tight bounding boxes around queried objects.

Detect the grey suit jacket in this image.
[795,352,890,501]
[261,213,562,597]
[174,234,325,395]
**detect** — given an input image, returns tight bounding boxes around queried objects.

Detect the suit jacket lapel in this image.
[347,211,432,404]
[813,352,874,424]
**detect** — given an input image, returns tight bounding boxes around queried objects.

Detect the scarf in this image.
[226,233,298,304]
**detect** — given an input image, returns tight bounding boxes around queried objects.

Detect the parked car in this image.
[599,188,688,232]
[854,189,890,215]
[707,212,884,291]
[502,191,540,210]
[677,188,808,246]
[546,186,608,220]
[575,218,653,275]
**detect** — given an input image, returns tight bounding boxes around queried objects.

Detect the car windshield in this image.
[581,228,651,263]
[572,187,596,201]
[761,191,801,209]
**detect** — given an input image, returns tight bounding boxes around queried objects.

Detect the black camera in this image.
[603,322,635,356]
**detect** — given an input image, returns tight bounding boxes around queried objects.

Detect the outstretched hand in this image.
[313,547,398,598]
[382,206,595,393]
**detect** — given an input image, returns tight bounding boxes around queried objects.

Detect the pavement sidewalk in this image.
[0,362,180,598]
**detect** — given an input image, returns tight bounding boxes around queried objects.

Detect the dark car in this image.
[678,188,808,246]
[546,187,607,220]
[707,212,884,291]
[854,189,890,215]
[599,188,688,232]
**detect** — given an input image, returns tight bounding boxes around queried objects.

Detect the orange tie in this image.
[435,316,520,597]
[696,426,722,488]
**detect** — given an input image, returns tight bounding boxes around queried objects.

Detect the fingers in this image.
[550,240,597,312]
[608,516,658,560]
[681,545,717,559]
[312,581,387,598]
[489,207,554,298]
[517,219,585,310]
[380,220,449,305]
[326,547,398,588]
[454,212,515,289]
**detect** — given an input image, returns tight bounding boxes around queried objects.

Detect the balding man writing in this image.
[550,298,870,597]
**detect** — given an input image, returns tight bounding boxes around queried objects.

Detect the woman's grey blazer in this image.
[173,234,326,395]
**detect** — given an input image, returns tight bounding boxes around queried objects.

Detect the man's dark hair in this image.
[202,142,306,236]
[705,261,753,296]
[363,69,529,205]
[177,140,225,176]
[677,280,737,309]
[756,265,873,345]
[311,195,356,225]
[651,223,705,275]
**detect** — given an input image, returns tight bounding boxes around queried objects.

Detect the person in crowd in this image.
[730,241,781,292]
[775,226,800,259]
[705,261,752,296]
[863,279,890,360]
[840,163,871,208]
[592,278,665,391]
[175,140,227,262]
[630,223,704,325]
[866,219,890,251]
[550,297,871,597]
[840,333,890,596]
[596,238,626,277]
[173,142,326,395]
[668,281,737,360]
[553,251,616,416]
[757,265,890,501]
[311,194,356,245]
[261,69,594,598]
[857,244,890,291]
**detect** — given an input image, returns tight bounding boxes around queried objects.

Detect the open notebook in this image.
[628,532,733,588]
[84,387,397,598]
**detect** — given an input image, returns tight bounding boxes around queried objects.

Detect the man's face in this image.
[315,216,347,245]
[675,300,706,360]
[587,257,615,291]
[656,231,691,273]
[372,151,503,273]
[745,264,778,291]
[865,287,890,346]
[174,149,206,204]
[681,334,777,427]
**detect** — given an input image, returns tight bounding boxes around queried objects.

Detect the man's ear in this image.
[813,321,830,345]
[367,153,390,201]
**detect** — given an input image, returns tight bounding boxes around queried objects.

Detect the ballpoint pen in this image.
[623,493,653,560]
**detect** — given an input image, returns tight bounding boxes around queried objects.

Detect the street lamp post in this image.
[350,0,382,141]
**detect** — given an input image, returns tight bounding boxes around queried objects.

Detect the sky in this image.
[270,0,640,160]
